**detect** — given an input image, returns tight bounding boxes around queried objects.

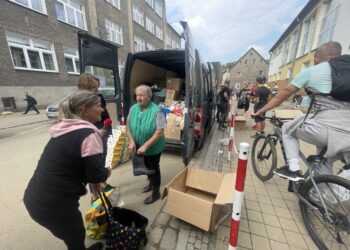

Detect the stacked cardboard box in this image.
[165,113,182,140]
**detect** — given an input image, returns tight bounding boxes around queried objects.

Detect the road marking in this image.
[0,124,51,142]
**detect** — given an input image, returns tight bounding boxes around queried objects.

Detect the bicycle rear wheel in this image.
[251,135,277,181]
[299,175,350,249]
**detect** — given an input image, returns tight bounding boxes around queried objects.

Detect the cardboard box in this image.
[166,78,182,91]
[236,109,246,116]
[235,116,246,130]
[166,113,182,127]
[165,89,181,100]
[163,167,235,232]
[164,125,181,140]
[273,109,303,120]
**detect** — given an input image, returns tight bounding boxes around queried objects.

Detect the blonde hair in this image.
[77,73,100,90]
[59,90,100,120]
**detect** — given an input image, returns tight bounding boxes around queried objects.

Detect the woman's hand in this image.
[128,141,136,151]
[137,145,147,155]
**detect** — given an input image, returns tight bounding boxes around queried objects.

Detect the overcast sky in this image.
[166,0,309,64]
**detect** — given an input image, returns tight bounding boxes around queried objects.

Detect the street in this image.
[0,117,184,250]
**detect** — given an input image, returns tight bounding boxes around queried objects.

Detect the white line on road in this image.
[0,124,51,142]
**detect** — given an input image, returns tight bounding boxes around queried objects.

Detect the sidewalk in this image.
[0,109,50,130]
[145,101,320,250]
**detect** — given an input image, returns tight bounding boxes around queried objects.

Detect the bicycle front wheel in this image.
[251,135,277,181]
[299,175,350,249]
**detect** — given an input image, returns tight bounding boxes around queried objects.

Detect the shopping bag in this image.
[99,191,148,250]
[131,151,155,176]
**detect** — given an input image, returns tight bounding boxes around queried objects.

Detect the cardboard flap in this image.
[273,110,303,120]
[186,168,223,194]
[214,173,236,205]
[162,168,188,199]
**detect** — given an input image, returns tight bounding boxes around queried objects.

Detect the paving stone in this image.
[157,213,171,226]
[244,192,258,202]
[160,228,177,250]
[237,231,252,249]
[241,208,248,219]
[270,240,290,250]
[216,225,230,240]
[190,231,196,237]
[181,223,191,230]
[245,200,260,212]
[271,198,288,208]
[302,235,319,250]
[176,229,190,250]
[295,221,309,235]
[290,209,303,223]
[144,244,157,250]
[265,225,287,243]
[170,217,181,230]
[267,190,283,199]
[188,236,195,244]
[202,234,209,244]
[283,230,308,249]
[279,218,300,233]
[259,203,276,216]
[257,194,273,205]
[248,220,267,237]
[285,199,300,211]
[262,213,280,228]
[247,209,264,223]
[251,234,271,250]
[186,243,194,250]
[149,227,163,245]
[274,207,293,220]
[194,239,201,249]
[239,218,250,232]
[196,231,203,240]
[201,243,208,250]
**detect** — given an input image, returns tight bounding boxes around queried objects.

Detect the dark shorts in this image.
[254,104,266,122]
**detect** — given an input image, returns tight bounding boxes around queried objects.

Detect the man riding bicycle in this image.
[253,41,350,182]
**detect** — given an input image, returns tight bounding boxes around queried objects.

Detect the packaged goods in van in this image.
[164,126,181,140]
[166,113,182,127]
[166,78,182,91]
[165,89,181,101]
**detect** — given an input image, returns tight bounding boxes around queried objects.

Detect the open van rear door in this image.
[77,31,122,122]
[180,21,196,165]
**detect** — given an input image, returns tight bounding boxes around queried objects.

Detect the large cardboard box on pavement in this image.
[273,109,303,119]
[163,167,235,232]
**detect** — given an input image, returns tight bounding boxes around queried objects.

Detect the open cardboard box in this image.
[273,109,303,120]
[162,167,235,232]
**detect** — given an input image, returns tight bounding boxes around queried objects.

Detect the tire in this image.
[299,175,350,249]
[251,135,277,181]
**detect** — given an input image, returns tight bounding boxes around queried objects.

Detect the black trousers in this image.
[24,104,39,114]
[24,196,86,250]
[144,153,161,187]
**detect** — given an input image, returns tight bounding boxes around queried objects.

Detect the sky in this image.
[166,0,309,64]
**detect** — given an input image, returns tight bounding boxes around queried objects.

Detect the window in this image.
[282,40,289,65]
[106,0,120,9]
[105,19,123,45]
[166,35,171,47]
[301,16,315,55]
[9,0,46,13]
[134,36,145,52]
[288,30,299,62]
[64,47,79,74]
[253,59,256,64]
[318,0,341,46]
[146,42,155,51]
[55,0,86,29]
[237,72,241,77]
[155,1,162,18]
[156,25,163,40]
[118,60,124,78]
[145,17,154,34]
[244,59,248,65]
[132,5,144,26]
[145,0,153,8]
[259,70,264,76]
[6,34,57,72]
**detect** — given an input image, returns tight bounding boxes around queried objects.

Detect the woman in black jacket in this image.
[24,91,110,250]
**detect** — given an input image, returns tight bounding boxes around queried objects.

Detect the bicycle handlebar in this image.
[250,115,288,127]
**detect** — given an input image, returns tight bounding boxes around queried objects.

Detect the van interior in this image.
[126,50,186,143]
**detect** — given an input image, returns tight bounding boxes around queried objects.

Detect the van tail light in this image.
[194,108,202,135]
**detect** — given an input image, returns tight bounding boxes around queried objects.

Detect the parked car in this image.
[46,87,115,119]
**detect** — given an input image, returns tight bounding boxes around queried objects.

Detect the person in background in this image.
[23,92,39,114]
[271,83,279,97]
[77,73,112,162]
[218,81,230,129]
[24,91,110,250]
[126,85,166,205]
[253,76,270,136]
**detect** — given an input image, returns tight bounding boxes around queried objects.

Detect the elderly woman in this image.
[24,91,110,250]
[126,85,166,205]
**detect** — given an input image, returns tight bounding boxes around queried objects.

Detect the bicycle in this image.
[251,115,350,249]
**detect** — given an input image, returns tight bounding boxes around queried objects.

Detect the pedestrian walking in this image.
[23,92,39,114]
[126,85,166,205]
[218,81,230,130]
[23,91,110,250]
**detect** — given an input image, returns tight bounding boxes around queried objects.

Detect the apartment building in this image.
[268,0,350,88]
[0,0,181,111]
[228,48,269,87]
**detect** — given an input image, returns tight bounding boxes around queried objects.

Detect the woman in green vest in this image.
[127,85,166,204]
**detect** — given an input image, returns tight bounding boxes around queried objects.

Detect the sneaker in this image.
[273,166,305,181]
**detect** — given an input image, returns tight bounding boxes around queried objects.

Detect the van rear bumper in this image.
[165,139,183,150]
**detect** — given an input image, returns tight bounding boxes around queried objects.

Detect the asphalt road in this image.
[0,122,184,250]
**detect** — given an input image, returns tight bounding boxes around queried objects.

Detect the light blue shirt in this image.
[291,62,332,108]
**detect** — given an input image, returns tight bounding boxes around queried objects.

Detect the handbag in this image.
[131,151,155,176]
[99,191,148,250]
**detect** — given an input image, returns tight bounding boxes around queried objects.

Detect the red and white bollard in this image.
[227,112,235,161]
[228,142,249,250]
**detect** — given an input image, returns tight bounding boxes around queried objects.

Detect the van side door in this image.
[181,21,196,165]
